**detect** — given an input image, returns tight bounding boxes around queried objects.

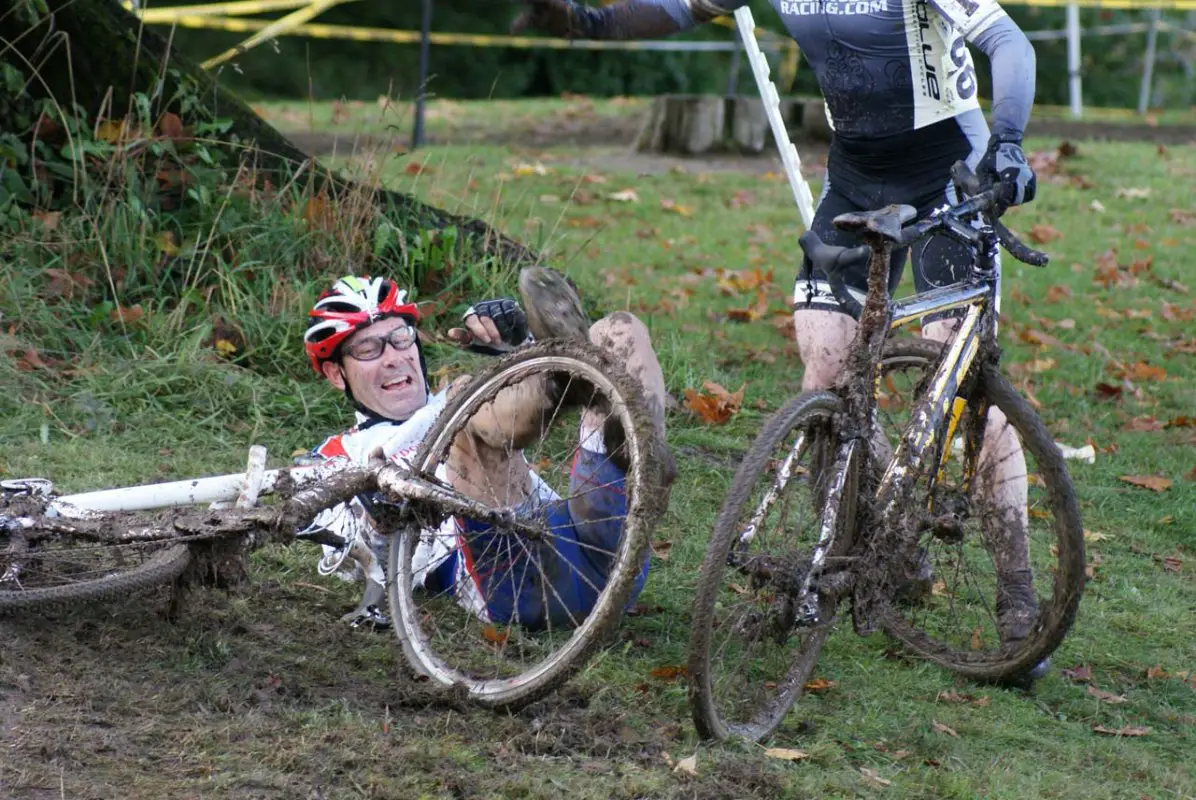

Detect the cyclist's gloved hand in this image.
[978,134,1037,210]
[448,298,531,355]
[510,0,597,38]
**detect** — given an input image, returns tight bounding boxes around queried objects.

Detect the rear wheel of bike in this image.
[687,340,956,741]
[388,340,667,709]
[0,535,190,612]
[879,340,1085,681]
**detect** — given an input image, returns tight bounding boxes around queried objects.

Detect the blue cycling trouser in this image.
[426,448,649,631]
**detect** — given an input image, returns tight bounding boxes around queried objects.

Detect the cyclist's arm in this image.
[561,0,747,39]
[931,0,1036,139]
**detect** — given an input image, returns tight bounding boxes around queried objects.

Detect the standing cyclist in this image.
[512,0,1045,682]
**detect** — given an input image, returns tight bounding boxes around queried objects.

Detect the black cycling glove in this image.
[463,298,531,356]
[978,134,1037,209]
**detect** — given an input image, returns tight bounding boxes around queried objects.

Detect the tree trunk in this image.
[0,0,539,267]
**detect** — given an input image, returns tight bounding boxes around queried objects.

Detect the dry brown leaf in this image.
[803,678,836,693]
[727,190,755,209]
[1114,361,1166,382]
[481,625,509,645]
[1029,224,1063,244]
[932,720,959,737]
[1084,530,1111,542]
[970,626,983,650]
[1063,664,1093,682]
[651,540,672,560]
[1093,725,1150,737]
[1045,284,1073,302]
[763,748,810,761]
[1086,686,1127,704]
[157,111,184,139]
[650,665,688,680]
[1119,475,1172,492]
[683,381,745,425]
[660,198,694,216]
[109,304,145,325]
[403,161,433,176]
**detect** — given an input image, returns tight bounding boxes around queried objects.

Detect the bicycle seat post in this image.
[831,204,917,431]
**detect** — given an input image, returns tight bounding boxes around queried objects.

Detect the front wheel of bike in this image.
[388,340,669,709]
[880,340,1085,681]
[688,389,854,743]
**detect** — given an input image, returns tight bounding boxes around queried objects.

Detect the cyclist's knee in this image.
[793,309,855,391]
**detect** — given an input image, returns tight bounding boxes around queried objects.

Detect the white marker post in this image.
[732,6,817,229]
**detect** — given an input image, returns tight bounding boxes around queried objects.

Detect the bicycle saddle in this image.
[832,204,917,242]
[798,230,870,278]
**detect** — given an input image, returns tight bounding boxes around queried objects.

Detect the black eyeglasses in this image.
[343,324,417,361]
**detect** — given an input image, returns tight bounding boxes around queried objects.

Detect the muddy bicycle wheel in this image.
[0,534,190,612]
[879,340,1086,682]
[687,340,944,742]
[387,340,669,709]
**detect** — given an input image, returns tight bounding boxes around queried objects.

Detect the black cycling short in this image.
[794,116,996,323]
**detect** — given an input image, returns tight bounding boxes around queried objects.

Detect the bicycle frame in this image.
[787,198,1009,633]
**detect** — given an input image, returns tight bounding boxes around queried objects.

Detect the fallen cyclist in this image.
[297,268,673,630]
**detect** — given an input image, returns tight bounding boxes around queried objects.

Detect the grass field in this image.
[1,99,1193,799]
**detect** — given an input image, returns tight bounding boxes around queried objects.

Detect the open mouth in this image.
[381,376,414,391]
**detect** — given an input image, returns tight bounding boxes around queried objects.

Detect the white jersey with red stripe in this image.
[303,388,557,622]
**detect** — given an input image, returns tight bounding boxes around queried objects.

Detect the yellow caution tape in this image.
[123,0,333,22]
[199,0,351,68]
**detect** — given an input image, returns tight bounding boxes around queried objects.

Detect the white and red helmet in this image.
[304,275,421,374]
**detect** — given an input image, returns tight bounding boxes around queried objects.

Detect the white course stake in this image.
[733,6,816,229]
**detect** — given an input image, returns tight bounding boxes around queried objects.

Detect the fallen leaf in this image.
[1169,208,1195,226]
[1121,416,1163,432]
[650,665,688,680]
[651,540,672,560]
[1161,556,1182,573]
[157,111,184,139]
[1045,285,1073,302]
[1083,530,1111,542]
[970,626,983,650]
[1114,362,1166,382]
[727,190,755,209]
[1093,725,1150,737]
[32,210,60,231]
[932,720,958,737]
[403,161,433,176]
[1093,382,1123,401]
[481,625,509,645]
[859,767,891,787]
[803,678,836,693]
[1063,664,1093,682]
[109,304,145,325]
[608,188,639,203]
[579,173,606,184]
[1119,475,1172,492]
[512,161,548,176]
[213,338,237,358]
[1029,224,1063,244]
[1115,187,1152,200]
[673,753,698,775]
[1086,686,1127,704]
[660,198,694,216]
[1146,665,1168,679]
[764,747,810,761]
[683,381,745,425]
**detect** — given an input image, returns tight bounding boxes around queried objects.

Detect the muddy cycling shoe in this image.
[341,579,391,629]
[994,568,1049,687]
[519,266,591,343]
